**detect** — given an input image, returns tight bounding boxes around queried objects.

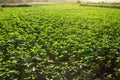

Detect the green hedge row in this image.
[1,4,32,8]
[79,3,120,9]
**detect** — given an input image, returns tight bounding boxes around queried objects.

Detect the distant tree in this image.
[77,0,81,3]
[77,1,80,3]
[44,0,48,2]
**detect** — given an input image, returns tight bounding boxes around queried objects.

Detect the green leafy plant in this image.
[0,3,120,80]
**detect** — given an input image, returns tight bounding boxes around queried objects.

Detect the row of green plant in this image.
[0,4,120,80]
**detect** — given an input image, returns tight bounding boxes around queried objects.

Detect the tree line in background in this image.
[0,0,49,3]
[0,0,73,3]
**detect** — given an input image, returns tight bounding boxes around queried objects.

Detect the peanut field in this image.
[0,4,120,80]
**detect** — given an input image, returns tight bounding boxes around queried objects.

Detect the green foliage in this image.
[0,4,120,80]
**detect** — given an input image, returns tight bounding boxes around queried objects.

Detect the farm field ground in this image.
[0,3,120,80]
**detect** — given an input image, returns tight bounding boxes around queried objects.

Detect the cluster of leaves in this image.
[0,4,120,80]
